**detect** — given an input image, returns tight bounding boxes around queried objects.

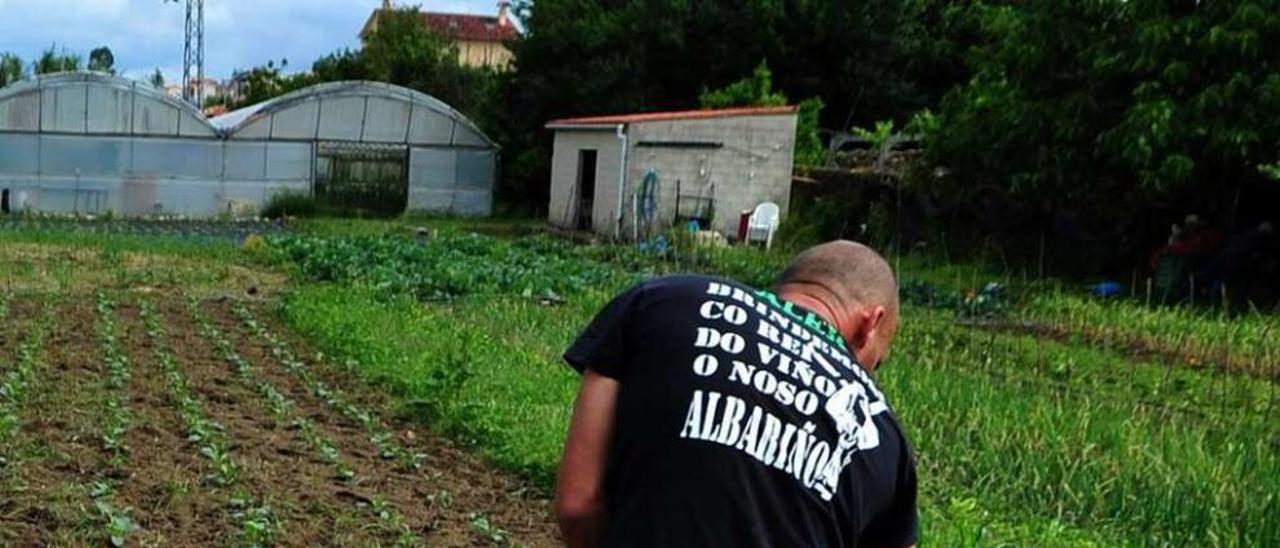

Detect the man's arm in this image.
[555,369,620,548]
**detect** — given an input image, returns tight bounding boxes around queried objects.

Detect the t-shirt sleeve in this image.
[563,283,647,379]
[860,434,919,547]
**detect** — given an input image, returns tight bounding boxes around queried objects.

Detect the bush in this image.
[260,192,319,219]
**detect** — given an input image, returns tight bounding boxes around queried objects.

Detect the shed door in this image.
[576,149,598,230]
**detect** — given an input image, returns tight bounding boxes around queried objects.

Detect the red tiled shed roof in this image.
[546,106,799,128]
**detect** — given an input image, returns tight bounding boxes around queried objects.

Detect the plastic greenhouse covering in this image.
[0,73,496,217]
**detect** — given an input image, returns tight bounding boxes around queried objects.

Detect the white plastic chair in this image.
[746,201,780,249]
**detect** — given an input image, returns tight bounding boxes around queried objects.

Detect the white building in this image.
[546,106,799,239]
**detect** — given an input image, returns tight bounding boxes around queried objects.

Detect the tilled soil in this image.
[0,292,558,547]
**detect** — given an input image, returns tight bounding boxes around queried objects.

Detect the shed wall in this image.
[547,130,624,234]
[548,113,797,239]
[621,114,796,238]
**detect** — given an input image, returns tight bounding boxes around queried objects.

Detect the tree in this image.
[149,68,165,89]
[230,6,491,115]
[699,62,788,108]
[700,62,826,166]
[229,64,308,108]
[204,94,232,109]
[361,8,454,95]
[311,49,368,82]
[923,1,1279,207]
[495,0,972,210]
[0,53,24,88]
[88,46,116,74]
[34,45,82,75]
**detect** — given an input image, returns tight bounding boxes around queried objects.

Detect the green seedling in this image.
[96,500,139,547]
[91,481,138,547]
[230,496,279,548]
[469,512,509,545]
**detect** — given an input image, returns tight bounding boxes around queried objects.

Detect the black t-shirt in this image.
[564,275,919,548]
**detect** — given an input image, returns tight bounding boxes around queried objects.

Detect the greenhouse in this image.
[0,72,497,217]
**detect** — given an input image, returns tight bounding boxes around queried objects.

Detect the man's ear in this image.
[848,305,886,352]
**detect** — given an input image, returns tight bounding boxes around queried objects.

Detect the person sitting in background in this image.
[1200,222,1276,308]
[1166,215,1224,261]
[1151,214,1225,302]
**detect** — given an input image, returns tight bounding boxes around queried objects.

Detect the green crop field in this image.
[0,218,1274,547]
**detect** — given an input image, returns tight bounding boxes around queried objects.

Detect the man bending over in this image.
[556,241,917,547]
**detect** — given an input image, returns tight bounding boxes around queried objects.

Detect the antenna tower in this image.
[180,0,205,107]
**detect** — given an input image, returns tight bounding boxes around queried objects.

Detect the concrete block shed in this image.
[546,106,799,240]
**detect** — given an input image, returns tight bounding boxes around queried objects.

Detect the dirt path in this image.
[0,291,559,547]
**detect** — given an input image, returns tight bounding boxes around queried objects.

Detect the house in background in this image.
[362,1,519,70]
[545,106,799,240]
[162,77,227,104]
[226,70,253,104]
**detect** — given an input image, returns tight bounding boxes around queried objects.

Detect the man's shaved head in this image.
[776,241,898,316]
[775,241,899,370]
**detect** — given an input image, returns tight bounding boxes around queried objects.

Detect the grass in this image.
[0,227,281,297]
[281,286,586,486]
[890,309,1275,546]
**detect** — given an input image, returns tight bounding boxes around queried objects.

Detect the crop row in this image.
[231,302,427,472]
[91,294,139,546]
[0,301,50,458]
[1017,290,1279,378]
[187,297,419,546]
[95,294,133,464]
[912,309,1274,428]
[139,302,278,547]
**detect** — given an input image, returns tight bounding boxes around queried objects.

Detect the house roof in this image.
[362,8,518,43]
[423,12,519,42]
[545,106,799,128]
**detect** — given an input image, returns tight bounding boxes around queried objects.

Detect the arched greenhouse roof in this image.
[0,71,218,137]
[211,81,496,148]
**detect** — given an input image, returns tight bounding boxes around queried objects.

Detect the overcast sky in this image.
[0,0,501,84]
